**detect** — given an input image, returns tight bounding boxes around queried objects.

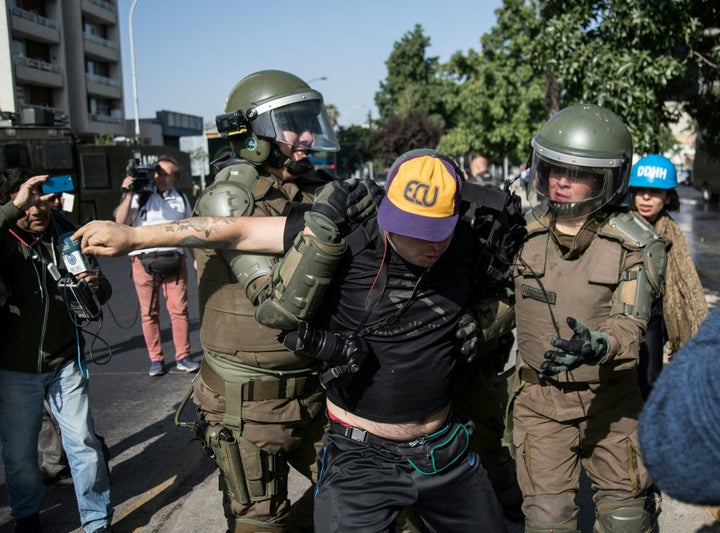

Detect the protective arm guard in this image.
[193,177,277,301]
[610,237,667,327]
[255,231,346,330]
[600,212,667,327]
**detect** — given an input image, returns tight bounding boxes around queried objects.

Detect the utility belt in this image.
[520,367,592,391]
[199,350,320,401]
[328,415,473,476]
[519,366,636,391]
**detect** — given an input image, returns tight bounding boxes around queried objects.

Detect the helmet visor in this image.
[529,152,614,220]
[251,97,339,152]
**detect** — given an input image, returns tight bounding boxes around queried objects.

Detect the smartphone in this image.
[42,175,75,195]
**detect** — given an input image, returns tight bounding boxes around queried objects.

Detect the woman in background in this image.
[628,154,708,399]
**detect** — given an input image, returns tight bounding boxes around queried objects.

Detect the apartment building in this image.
[0,0,125,140]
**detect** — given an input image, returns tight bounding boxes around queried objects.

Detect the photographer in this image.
[114,155,196,377]
[0,169,113,533]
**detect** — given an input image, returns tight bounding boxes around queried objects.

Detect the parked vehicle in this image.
[693,136,720,203]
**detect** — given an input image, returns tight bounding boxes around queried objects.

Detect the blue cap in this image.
[629,154,677,189]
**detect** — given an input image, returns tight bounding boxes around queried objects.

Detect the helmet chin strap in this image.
[267,143,314,176]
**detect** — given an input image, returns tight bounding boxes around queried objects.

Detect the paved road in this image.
[0,185,719,532]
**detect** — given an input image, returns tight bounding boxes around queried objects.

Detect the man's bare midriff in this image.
[327,399,452,441]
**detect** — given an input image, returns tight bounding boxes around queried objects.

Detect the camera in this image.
[57,277,101,321]
[125,155,159,192]
[284,322,368,383]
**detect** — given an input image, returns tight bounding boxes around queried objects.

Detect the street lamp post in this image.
[129,0,141,140]
[307,76,327,84]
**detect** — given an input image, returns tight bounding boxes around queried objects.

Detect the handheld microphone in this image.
[60,233,91,275]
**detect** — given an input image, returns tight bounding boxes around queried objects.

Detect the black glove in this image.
[456,310,480,363]
[346,179,384,223]
[539,317,610,379]
[312,179,384,227]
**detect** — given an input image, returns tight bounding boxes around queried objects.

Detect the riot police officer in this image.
[509,104,667,532]
[191,70,340,533]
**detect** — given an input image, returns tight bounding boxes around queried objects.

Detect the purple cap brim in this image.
[377,196,459,242]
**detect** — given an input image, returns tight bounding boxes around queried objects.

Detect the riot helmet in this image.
[529,104,633,220]
[216,70,339,172]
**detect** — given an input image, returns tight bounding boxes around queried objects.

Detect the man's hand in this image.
[72,221,135,256]
[540,317,610,379]
[76,271,99,290]
[456,310,480,363]
[12,175,50,211]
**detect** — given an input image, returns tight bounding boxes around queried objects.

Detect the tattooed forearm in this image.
[178,236,233,249]
[163,216,236,235]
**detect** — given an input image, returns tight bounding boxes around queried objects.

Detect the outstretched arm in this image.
[72,216,287,256]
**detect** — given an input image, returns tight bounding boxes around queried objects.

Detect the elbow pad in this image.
[255,232,346,330]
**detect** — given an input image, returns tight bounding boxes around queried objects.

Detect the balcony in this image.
[83,32,119,62]
[13,55,63,87]
[9,6,61,44]
[86,73,122,99]
[82,0,117,24]
[90,110,124,125]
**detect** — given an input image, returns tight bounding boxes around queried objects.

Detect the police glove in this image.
[312,179,383,227]
[456,310,480,363]
[346,179,384,222]
[539,317,610,379]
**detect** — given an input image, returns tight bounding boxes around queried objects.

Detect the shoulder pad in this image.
[524,215,549,237]
[598,212,662,250]
[193,181,253,217]
[213,163,275,201]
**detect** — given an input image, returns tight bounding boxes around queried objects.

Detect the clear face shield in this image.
[250,95,339,152]
[529,151,615,220]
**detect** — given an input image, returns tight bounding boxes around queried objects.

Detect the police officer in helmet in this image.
[510,104,666,532]
[192,70,340,533]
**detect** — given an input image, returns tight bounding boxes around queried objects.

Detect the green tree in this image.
[533,0,720,153]
[375,110,444,166]
[439,0,546,165]
[375,24,454,126]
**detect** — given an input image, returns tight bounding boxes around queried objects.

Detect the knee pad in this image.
[525,515,578,532]
[596,500,653,533]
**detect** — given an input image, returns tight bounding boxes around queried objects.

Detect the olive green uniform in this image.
[192,163,328,533]
[509,212,664,532]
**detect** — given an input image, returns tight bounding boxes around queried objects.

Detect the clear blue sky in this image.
[117,0,504,128]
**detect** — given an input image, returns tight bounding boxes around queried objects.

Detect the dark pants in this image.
[315,419,507,533]
[638,301,665,400]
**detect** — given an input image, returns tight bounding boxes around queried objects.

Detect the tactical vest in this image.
[193,162,322,369]
[514,211,665,382]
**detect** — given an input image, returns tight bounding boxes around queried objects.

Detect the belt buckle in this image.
[407,436,427,447]
[345,426,369,443]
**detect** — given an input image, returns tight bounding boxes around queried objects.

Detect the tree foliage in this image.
[533,0,720,154]
[371,1,720,166]
[375,24,452,124]
[375,110,444,167]
[439,0,547,165]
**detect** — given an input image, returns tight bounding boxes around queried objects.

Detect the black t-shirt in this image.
[317,218,473,423]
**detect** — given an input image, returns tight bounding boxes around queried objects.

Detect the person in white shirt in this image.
[114,155,197,376]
